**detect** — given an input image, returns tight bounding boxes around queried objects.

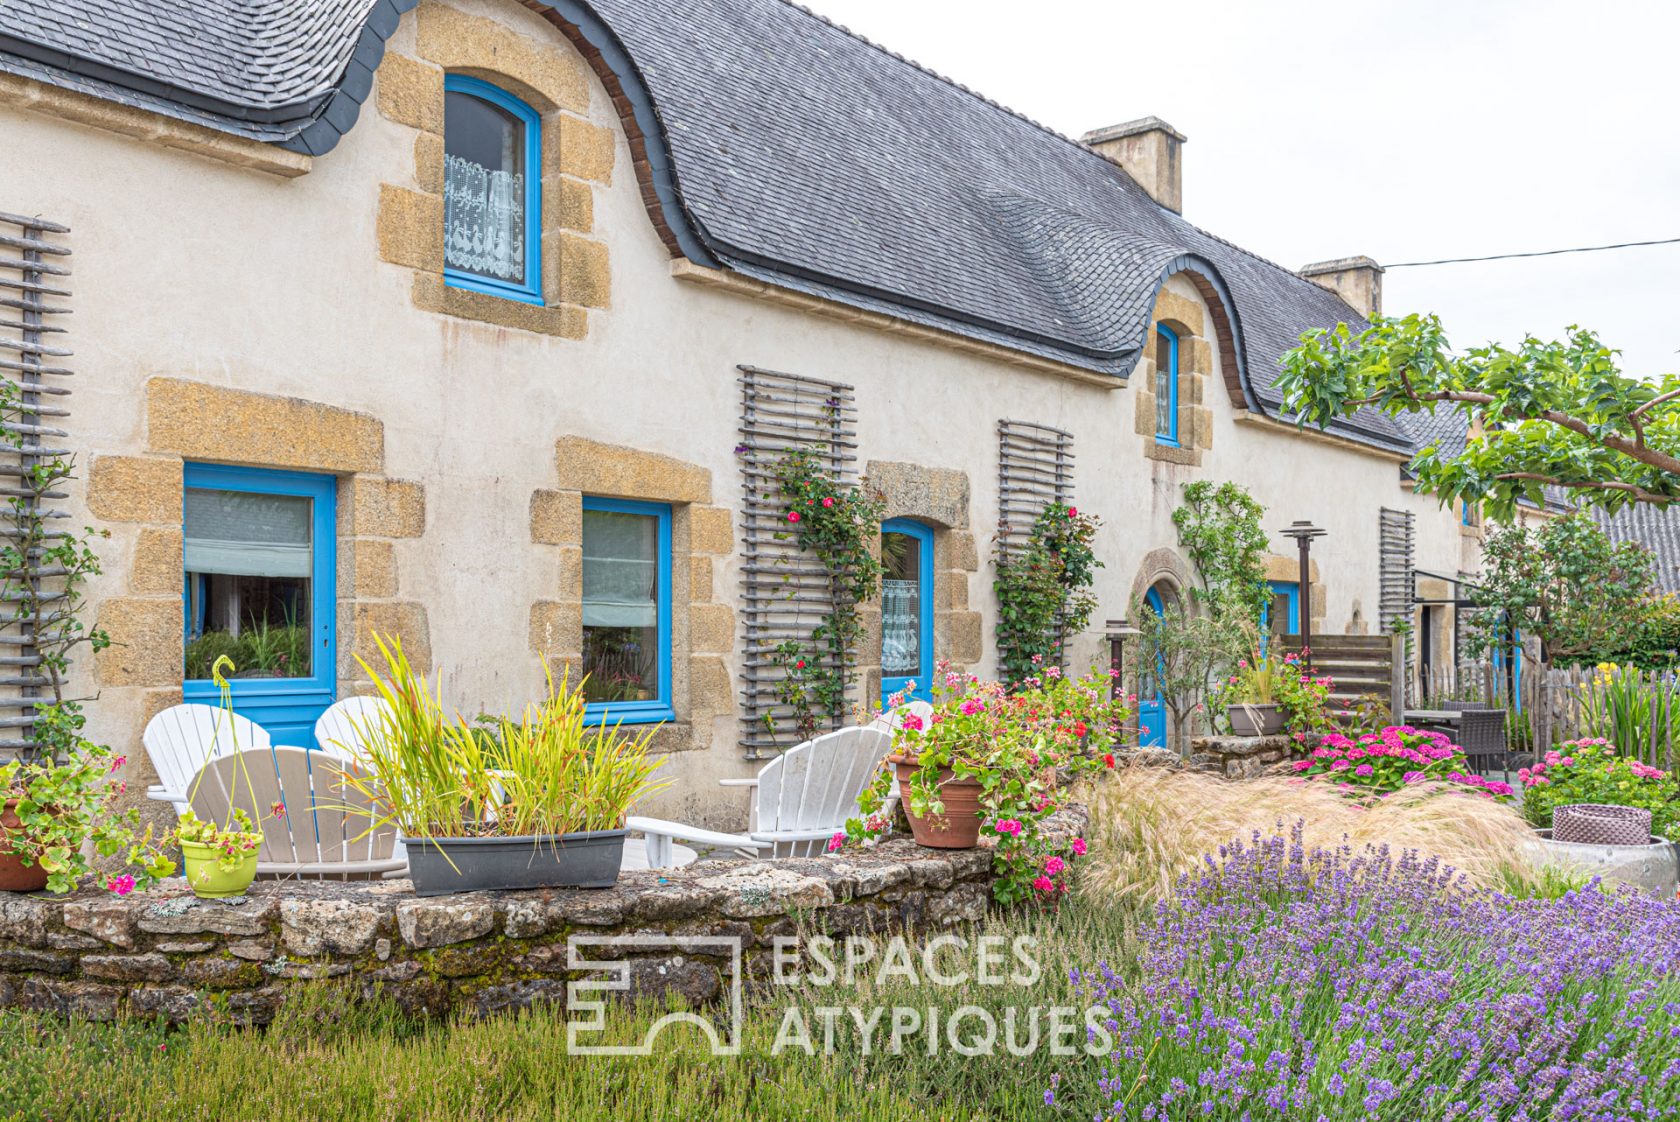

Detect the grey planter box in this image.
[1226,703,1285,737]
[402,829,627,896]
[1526,830,1679,899]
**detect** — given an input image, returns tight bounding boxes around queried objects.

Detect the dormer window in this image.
[1154,324,1180,445]
[443,75,542,304]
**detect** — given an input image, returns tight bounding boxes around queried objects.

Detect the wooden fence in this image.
[1414,660,1677,771]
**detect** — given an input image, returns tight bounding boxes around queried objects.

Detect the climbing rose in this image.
[821,496,834,507]
[1070,837,1088,857]
[1067,507,1078,517]
[794,659,806,670]
[787,511,801,522]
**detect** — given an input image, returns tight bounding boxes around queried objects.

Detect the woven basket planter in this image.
[1554,804,1653,847]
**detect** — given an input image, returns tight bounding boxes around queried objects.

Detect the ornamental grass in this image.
[1056,826,1680,1121]
[1082,762,1543,905]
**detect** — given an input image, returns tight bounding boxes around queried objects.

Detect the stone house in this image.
[0,0,1495,825]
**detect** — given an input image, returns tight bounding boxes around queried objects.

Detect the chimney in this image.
[1081,116,1186,214]
[1298,256,1384,319]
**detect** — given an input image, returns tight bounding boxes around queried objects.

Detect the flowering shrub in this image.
[1294,725,1514,798]
[0,722,174,894]
[764,447,887,743]
[1520,737,1679,841]
[1052,826,1680,1120]
[993,503,1102,684]
[841,662,1122,902]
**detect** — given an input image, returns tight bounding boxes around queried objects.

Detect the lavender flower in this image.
[1056,824,1680,1120]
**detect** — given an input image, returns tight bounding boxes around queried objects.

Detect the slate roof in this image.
[0,0,1414,449]
[1597,505,1680,593]
[0,0,411,153]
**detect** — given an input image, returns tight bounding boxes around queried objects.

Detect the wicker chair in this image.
[1442,701,1509,776]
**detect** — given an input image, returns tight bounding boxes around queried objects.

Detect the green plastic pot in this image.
[180,839,259,899]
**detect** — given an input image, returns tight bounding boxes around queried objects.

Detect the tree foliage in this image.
[1277,313,1680,518]
[1132,596,1240,749]
[1468,512,1654,666]
[1171,480,1270,628]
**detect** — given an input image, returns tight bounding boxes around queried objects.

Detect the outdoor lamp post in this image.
[1105,618,1141,702]
[1280,520,1327,670]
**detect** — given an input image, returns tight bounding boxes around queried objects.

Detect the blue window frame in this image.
[182,464,337,747]
[1154,324,1180,446]
[880,519,934,705]
[1261,580,1300,637]
[581,497,672,726]
[1461,501,1477,527]
[442,75,543,305]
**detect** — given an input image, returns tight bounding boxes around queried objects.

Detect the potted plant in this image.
[848,663,1124,850]
[0,704,174,895]
[166,656,283,899]
[342,634,668,896]
[1220,655,1284,736]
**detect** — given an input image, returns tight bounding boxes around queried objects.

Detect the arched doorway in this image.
[880,519,934,703]
[1138,581,1178,748]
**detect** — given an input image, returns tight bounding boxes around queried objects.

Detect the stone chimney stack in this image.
[1081,116,1186,214]
[1298,256,1384,319]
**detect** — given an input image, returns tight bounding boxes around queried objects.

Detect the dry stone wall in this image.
[0,808,1085,1023]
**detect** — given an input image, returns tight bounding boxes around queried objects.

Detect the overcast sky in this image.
[801,0,1680,377]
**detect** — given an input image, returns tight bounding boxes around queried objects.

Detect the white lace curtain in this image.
[444,153,525,282]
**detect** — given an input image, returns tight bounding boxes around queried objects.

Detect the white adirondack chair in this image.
[144,703,273,817]
[186,747,405,879]
[636,725,895,863]
[313,695,393,759]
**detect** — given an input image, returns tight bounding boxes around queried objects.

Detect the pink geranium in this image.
[1070,837,1087,857]
[1044,855,1066,876]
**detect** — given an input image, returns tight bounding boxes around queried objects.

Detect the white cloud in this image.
[802,0,1680,375]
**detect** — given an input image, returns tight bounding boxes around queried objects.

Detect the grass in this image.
[1082,761,1546,904]
[0,902,1135,1122]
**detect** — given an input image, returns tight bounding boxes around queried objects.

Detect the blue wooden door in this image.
[1138,586,1167,747]
[880,519,934,704]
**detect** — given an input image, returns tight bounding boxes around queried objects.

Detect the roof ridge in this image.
[775,1,1109,167]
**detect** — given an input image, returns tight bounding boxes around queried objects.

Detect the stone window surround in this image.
[87,377,433,816]
[529,436,735,756]
[1135,283,1216,468]
[375,0,616,339]
[856,461,983,707]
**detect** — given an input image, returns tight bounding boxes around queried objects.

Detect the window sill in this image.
[583,704,676,728]
[444,270,544,307]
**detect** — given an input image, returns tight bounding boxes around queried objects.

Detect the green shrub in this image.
[1519,738,1680,841]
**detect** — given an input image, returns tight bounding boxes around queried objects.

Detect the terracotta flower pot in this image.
[892,758,983,849]
[0,799,48,893]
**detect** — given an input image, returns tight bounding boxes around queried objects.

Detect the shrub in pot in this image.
[0,703,174,895]
[343,635,668,896]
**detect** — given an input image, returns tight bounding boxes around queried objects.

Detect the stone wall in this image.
[1187,734,1314,779]
[0,808,1084,1023]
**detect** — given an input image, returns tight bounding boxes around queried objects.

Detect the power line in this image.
[1383,236,1680,269]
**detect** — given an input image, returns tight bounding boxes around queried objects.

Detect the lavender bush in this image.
[1055,826,1680,1120]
